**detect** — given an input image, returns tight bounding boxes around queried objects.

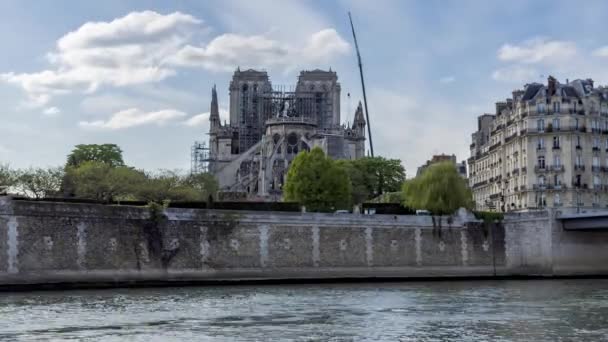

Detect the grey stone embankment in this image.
[1,196,607,289]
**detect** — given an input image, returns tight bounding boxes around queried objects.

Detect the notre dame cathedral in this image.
[208,68,366,200]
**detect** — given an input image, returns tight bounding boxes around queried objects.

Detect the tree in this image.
[134,170,218,202]
[402,161,473,215]
[184,172,219,201]
[66,144,125,168]
[69,161,145,201]
[0,164,13,186]
[14,167,64,199]
[284,147,351,212]
[337,157,406,204]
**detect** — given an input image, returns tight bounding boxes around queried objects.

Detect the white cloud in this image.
[592,46,608,57]
[1,10,349,108]
[1,11,202,107]
[491,65,538,82]
[490,37,608,84]
[79,108,187,130]
[439,76,455,84]
[183,108,229,127]
[497,38,578,64]
[169,28,349,72]
[42,107,61,116]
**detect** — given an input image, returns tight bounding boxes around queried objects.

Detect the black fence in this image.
[10,197,301,212]
[362,203,416,215]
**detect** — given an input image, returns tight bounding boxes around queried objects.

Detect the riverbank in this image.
[1,196,608,290]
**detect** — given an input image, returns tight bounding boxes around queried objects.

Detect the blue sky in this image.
[2,0,608,176]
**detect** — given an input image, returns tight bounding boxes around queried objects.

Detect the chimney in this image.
[547,76,557,96]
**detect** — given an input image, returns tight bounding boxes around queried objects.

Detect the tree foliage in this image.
[402,161,472,215]
[66,144,125,168]
[14,167,64,199]
[136,170,218,202]
[337,156,405,204]
[69,161,145,201]
[284,147,351,212]
[0,164,13,187]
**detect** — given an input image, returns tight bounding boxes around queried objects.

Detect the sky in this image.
[1,0,608,176]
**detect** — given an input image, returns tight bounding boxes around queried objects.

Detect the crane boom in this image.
[348,12,374,157]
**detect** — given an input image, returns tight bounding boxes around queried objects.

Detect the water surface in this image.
[1,280,608,341]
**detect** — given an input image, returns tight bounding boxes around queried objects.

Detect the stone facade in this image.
[469,76,608,211]
[208,69,366,200]
[416,153,467,178]
[3,197,608,288]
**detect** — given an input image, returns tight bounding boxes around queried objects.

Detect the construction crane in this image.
[348,12,374,157]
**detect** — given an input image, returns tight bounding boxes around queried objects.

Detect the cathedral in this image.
[208,68,366,200]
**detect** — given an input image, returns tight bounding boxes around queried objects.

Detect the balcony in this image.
[592,128,602,134]
[553,183,564,190]
[505,133,518,143]
[602,167,608,173]
[551,165,565,172]
[533,184,548,190]
[520,185,527,191]
[512,168,520,175]
[489,142,502,151]
[535,166,547,173]
[593,146,601,152]
[574,164,585,171]
[576,145,583,150]
[578,126,587,133]
[552,145,561,150]
[592,166,602,173]
[521,167,527,172]
[573,183,588,189]
[536,145,546,152]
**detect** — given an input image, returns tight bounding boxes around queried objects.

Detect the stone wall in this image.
[1,197,607,287]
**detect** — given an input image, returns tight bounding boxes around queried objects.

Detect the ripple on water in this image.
[2,280,608,341]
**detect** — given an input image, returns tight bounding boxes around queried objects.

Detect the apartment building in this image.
[468,76,608,211]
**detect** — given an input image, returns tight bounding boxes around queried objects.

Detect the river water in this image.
[1,279,608,341]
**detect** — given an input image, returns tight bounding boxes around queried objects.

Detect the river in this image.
[1,279,608,341]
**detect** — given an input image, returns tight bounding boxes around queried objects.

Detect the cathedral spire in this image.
[210,84,220,131]
[352,101,366,131]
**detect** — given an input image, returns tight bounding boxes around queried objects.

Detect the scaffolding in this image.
[191,141,210,174]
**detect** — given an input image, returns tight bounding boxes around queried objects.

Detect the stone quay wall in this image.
[0,196,607,288]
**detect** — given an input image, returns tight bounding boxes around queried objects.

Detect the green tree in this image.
[338,157,405,204]
[14,167,64,199]
[66,144,125,168]
[402,161,472,215]
[284,147,351,212]
[184,172,219,200]
[70,161,145,201]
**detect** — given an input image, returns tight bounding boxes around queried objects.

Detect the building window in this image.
[554,193,561,205]
[538,175,546,185]
[538,137,545,149]
[594,175,601,188]
[593,156,600,167]
[576,135,582,148]
[553,155,561,167]
[537,103,546,114]
[537,119,545,132]
[594,137,601,148]
[538,156,545,169]
[552,118,560,130]
[576,155,583,167]
[553,136,560,148]
[553,102,560,113]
